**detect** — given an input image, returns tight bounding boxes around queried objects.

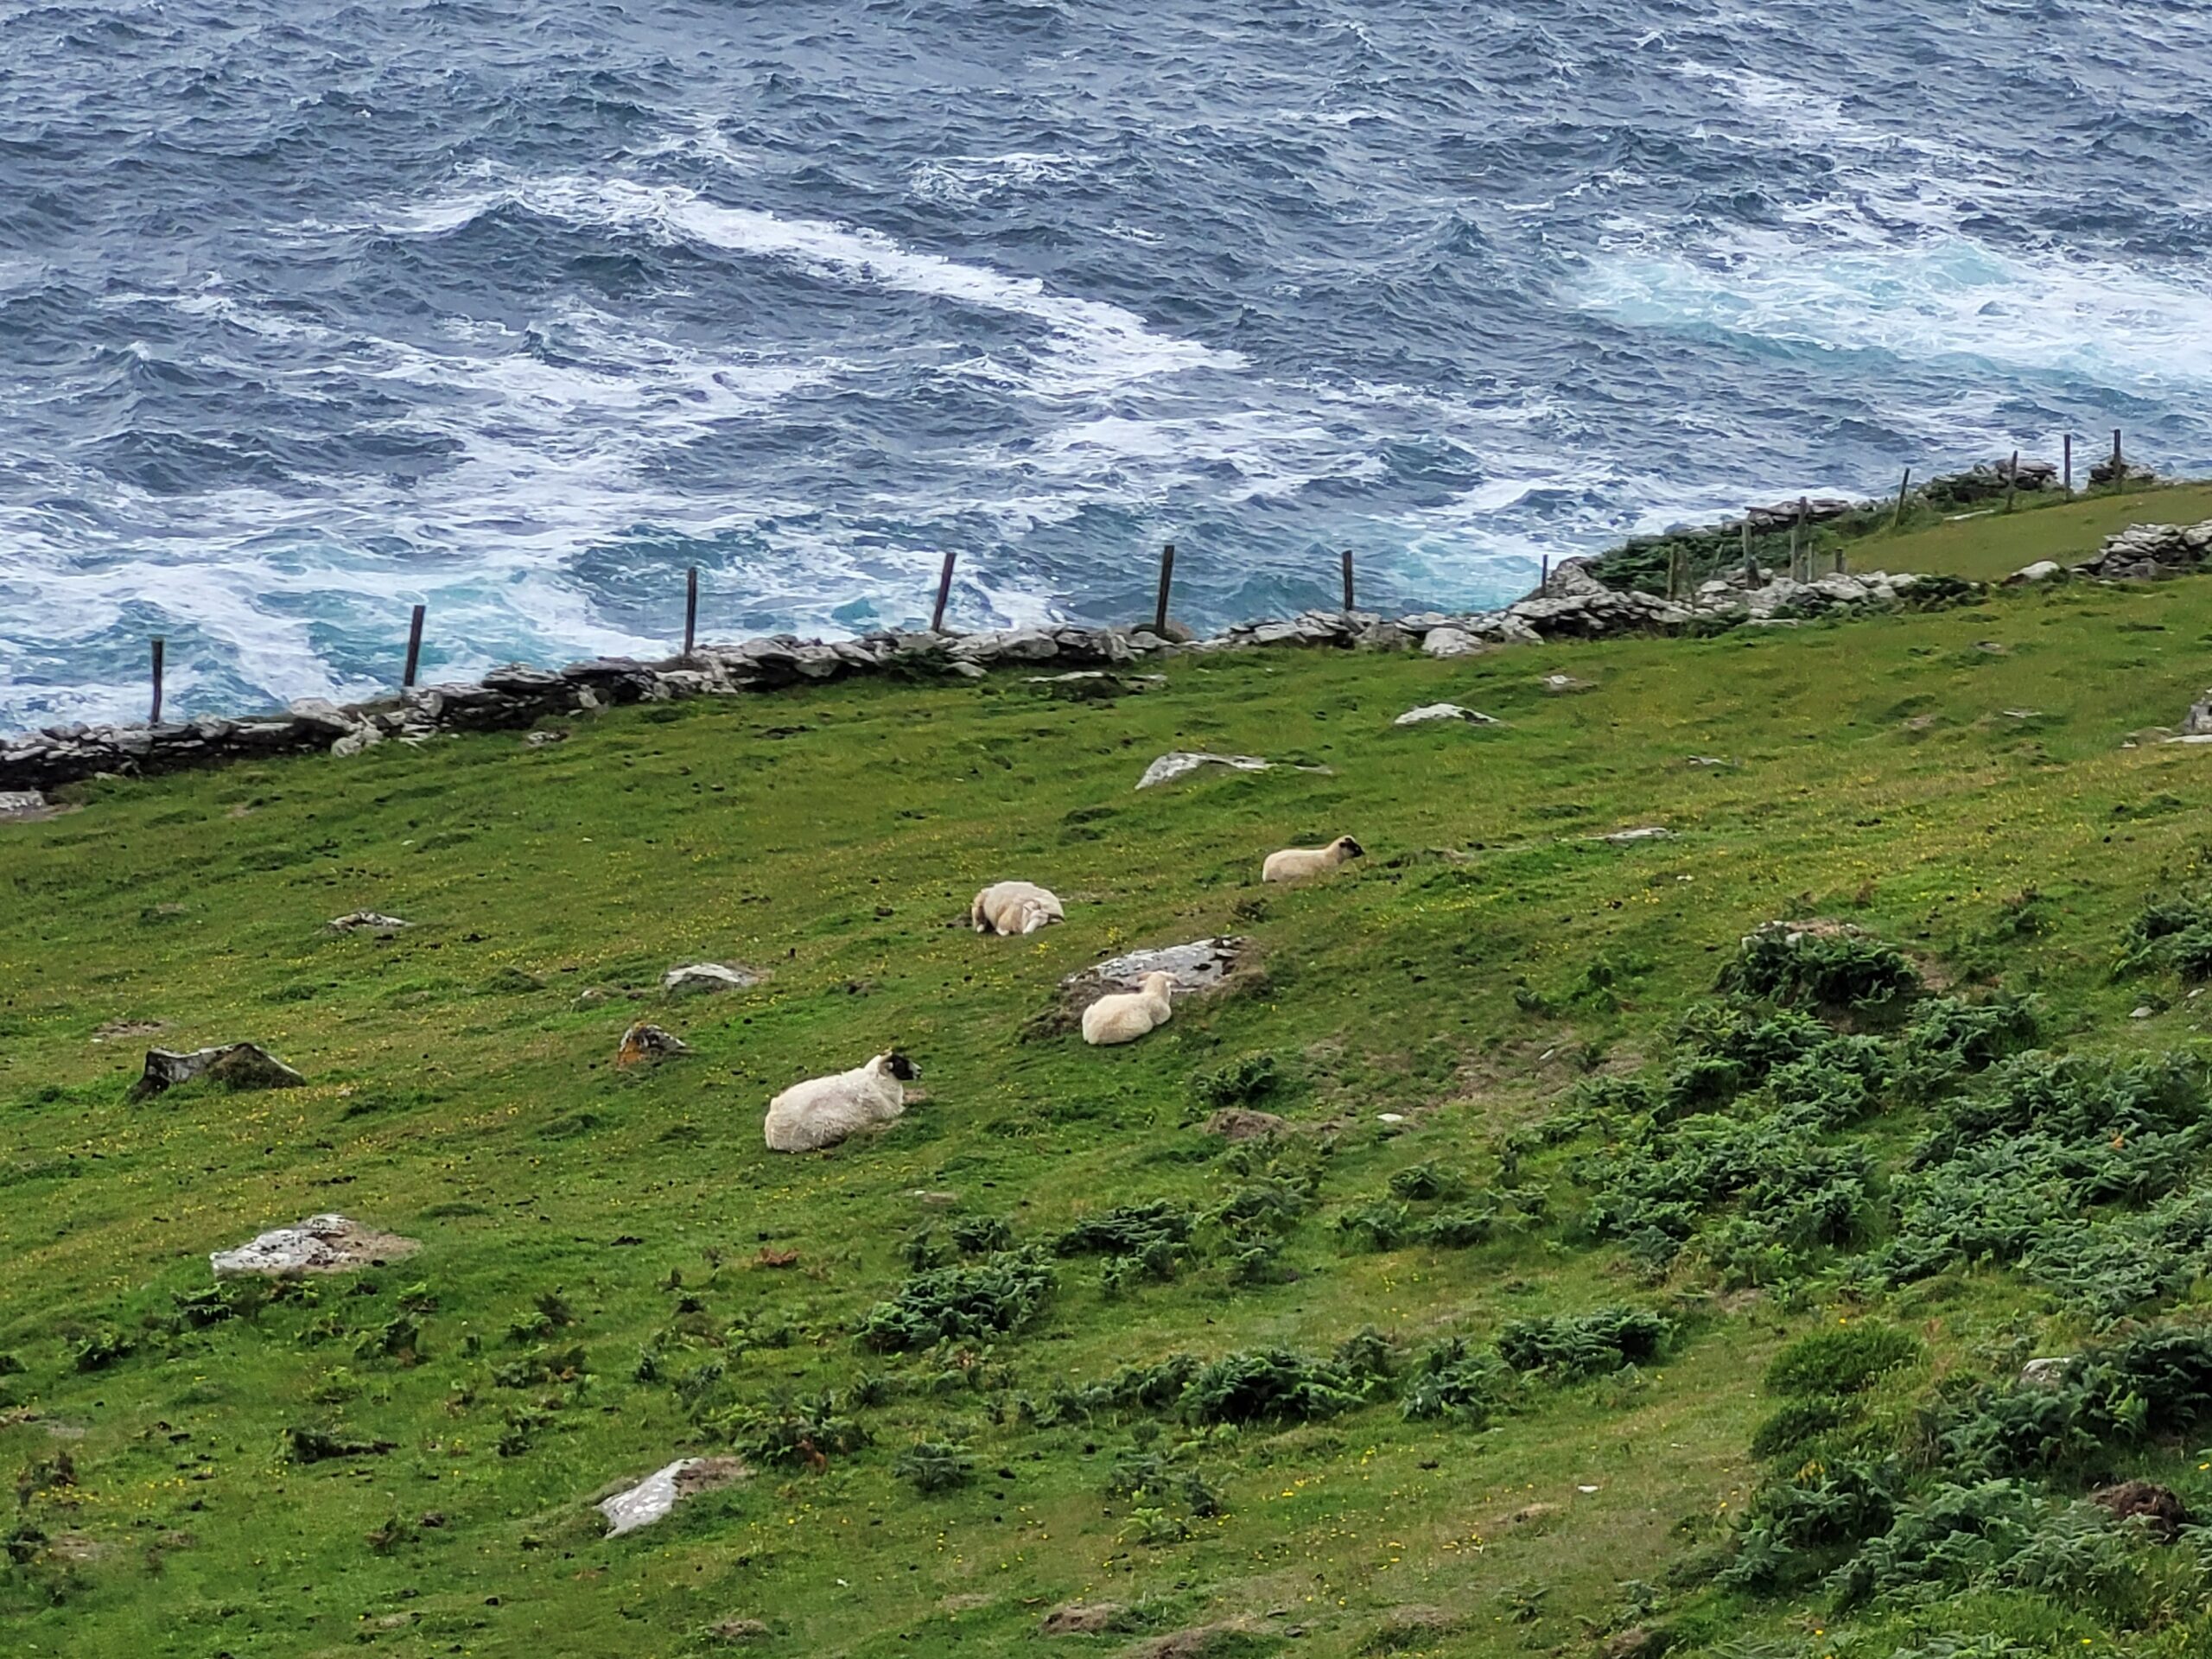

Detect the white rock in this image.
[2020,1356,2076,1388]
[596,1458,747,1536]
[330,726,384,758]
[1065,938,1246,998]
[0,790,49,818]
[1393,703,1501,727]
[663,963,763,994]
[2006,560,2065,585]
[211,1214,421,1276]
[1421,626,1483,658]
[1595,826,1672,843]
[1376,1112,1408,1124]
[1135,752,1272,790]
[327,912,410,934]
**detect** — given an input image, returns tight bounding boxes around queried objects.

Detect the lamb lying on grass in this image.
[1262,836,1365,883]
[764,1052,919,1152]
[1081,971,1176,1046]
[970,880,1065,935]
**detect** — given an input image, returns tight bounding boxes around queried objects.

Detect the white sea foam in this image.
[1577,226,2212,397]
[906,151,1093,207]
[382,175,1242,397]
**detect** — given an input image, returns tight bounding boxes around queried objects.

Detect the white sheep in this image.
[1080,971,1177,1046]
[763,1052,919,1153]
[970,880,1065,936]
[1262,835,1366,883]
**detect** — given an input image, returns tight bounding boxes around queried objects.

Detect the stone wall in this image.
[0,560,1951,796]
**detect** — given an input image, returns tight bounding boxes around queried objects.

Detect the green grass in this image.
[1851,480,2212,582]
[10,505,2212,1657]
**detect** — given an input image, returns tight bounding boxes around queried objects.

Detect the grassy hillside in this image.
[1869,481,2212,582]
[10,503,2212,1659]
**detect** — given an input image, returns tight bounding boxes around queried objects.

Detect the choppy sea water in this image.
[3,0,2210,730]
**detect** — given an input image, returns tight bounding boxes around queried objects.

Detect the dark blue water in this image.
[4,0,2211,729]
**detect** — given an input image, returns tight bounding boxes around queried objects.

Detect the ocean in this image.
[3,0,2210,730]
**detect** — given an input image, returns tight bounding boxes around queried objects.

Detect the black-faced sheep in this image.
[970,880,1065,936]
[1262,836,1365,883]
[763,1052,919,1152]
[1080,970,1176,1046]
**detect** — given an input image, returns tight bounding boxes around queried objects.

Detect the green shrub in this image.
[950,1216,1014,1255]
[1387,1160,1468,1202]
[1418,1205,1498,1248]
[1401,1338,1507,1426]
[1335,1201,1410,1252]
[1763,1037,1892,1127]
[1748,1394,1860,1460]
[856,1250,1054,1351]
[1720,926,1921,1008]
[1180,1349,1371,1425]
[1042,1354,1198,1425]
[282,1425,397,1464]
[1194,1053,1280,1108]
[1055,1202,1193,1259]
[1766,1324,1923,1397]
[1207,1177,1313,1242]
[72,1329,134,1372]
[1496,1308,1670,1379]
[1332,1326,1398,1383]
[711,1393,870,1468]
[1896,995,2041,1097]
[1827,1478,2055,1609]
[2025,1184,2212,1319]
[1719,1453,1907,1592]
[2121,893,2212,981]
[895,1440,974,1495]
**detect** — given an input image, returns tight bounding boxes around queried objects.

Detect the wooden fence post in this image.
[1153,543,1175,636]
[1539,554,1550,595]
[2004,449,2020,514]
[1796,497,1810,581]
[149,637,165,724]
[1341,549,1355,612]
[1741,521,1756,587]
[683,566,699,658]
[1891,467,1912,531]
[403,604,426,690]
[2112,429,2124,488]
[2063,433,2073,493]
[931,551,957,634]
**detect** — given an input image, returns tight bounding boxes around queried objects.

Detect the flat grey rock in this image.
[1594,826,1673,843]
[2020,1356,2076,1388]
[327,912,410,934]
[211,1214,421,1276]
[1135,752,1272,790]
[1393,703,1500,727]
[133,1042,305,1098]
[1065,938,1247,998]
[597,1457,747,1536]
[1420,626,1483,658]
[663,963,763,994]
[618,1021,690,1065]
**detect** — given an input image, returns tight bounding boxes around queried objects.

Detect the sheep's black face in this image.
[1339,837,1366,859]
[886,1052,919,1081]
